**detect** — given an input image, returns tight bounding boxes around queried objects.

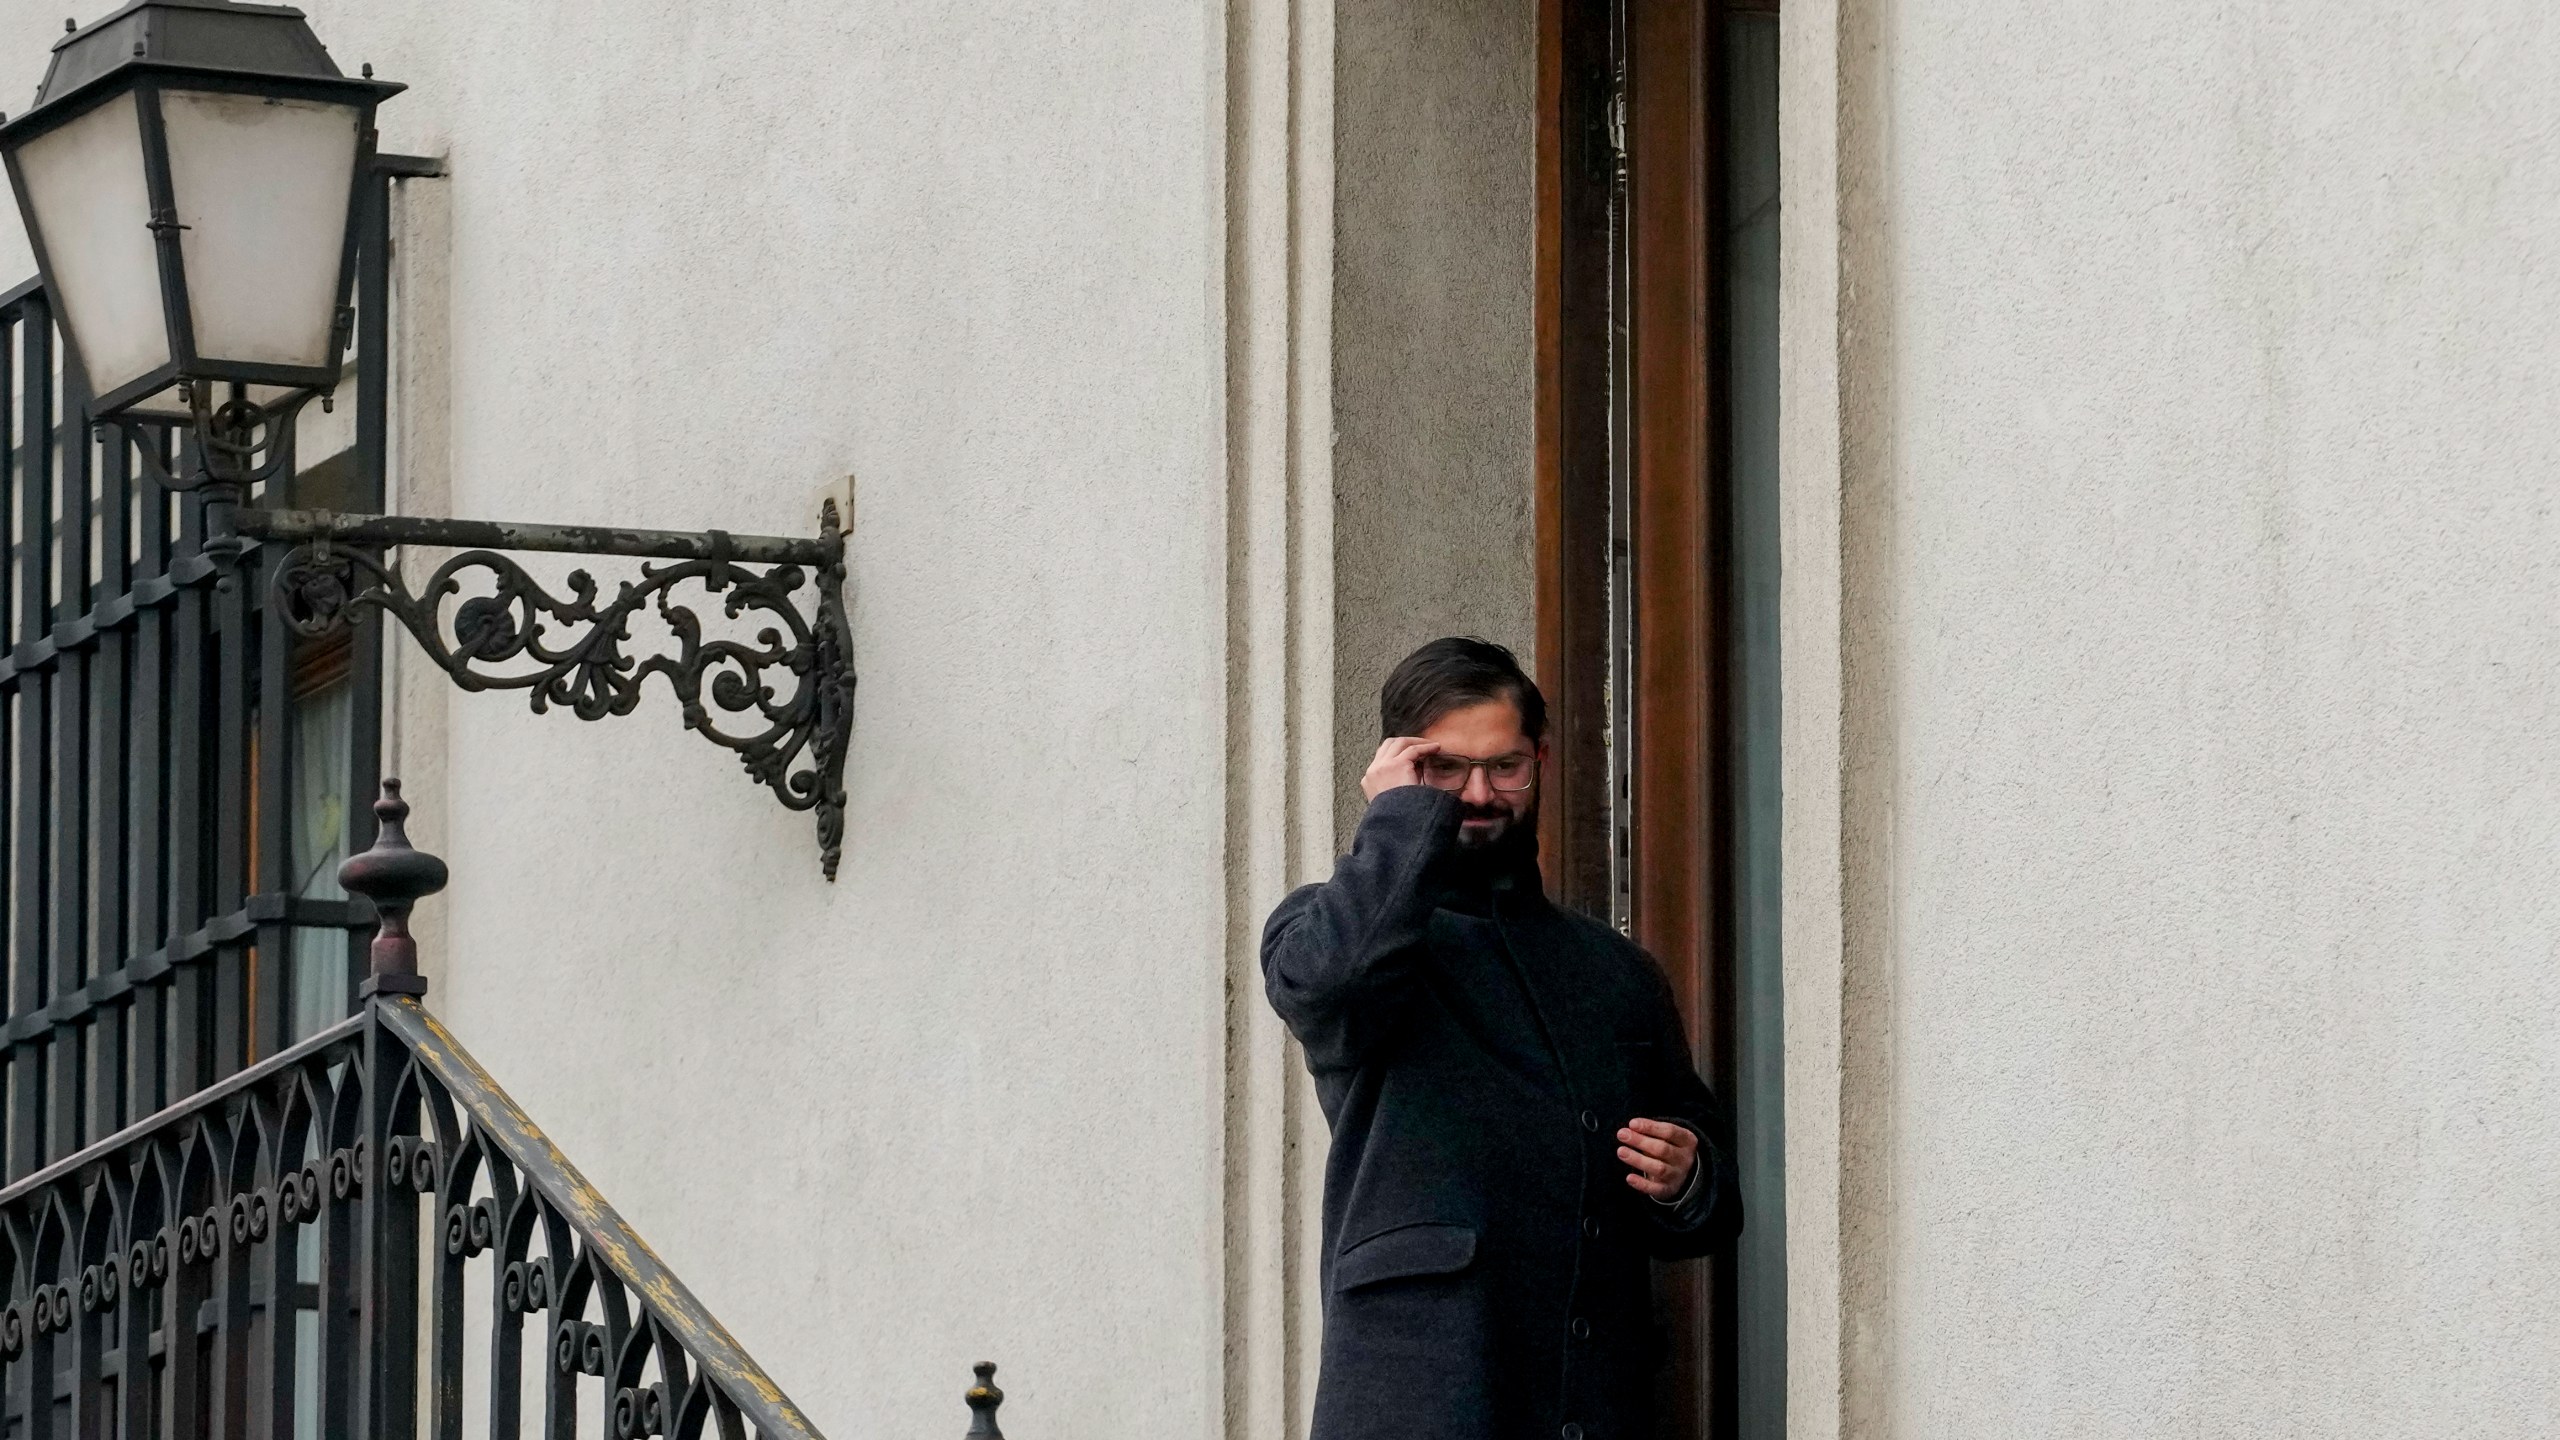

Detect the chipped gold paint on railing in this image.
[378,997,824,1438]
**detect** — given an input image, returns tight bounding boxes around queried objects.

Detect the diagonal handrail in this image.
[377,995,822,1438]
[0,776,833,1440]
[0,1011,365,1209]
[0,993,833,1440]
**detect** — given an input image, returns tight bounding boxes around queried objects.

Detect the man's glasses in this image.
[1418,752,1537,793]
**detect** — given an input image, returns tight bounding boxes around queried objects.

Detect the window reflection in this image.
[287,632,353,1043]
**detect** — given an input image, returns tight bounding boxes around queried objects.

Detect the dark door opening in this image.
[1535,2,1784,1436]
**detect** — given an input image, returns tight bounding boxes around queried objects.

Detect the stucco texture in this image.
[1,0,1229,1433]
[1835,1,2560,1434]
[1330,0,1535,835]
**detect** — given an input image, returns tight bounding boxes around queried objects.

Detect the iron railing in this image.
[0,782,829,1440]
[0,153,400,1180]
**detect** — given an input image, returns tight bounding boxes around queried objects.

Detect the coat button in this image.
[1570,1317,1592,1340]
[1562,1426,1585,1440]
[1581,1216,1601,1240]
[1579,1109,1599,1132]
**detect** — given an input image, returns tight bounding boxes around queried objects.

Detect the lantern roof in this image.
[12,1,397,134]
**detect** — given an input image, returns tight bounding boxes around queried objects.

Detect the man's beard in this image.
[1453,794,1538,852]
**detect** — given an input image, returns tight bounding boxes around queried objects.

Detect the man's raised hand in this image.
[1360,737,1443,801]
[1616,1117,1698,1201]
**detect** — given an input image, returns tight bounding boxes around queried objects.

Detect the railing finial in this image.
[339,778,448,996]
[964,1361,1006,1437]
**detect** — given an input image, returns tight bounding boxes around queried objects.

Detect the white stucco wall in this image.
[1330,0,1536,840]
[382,5,1229,1435]
[5,0,1231,1432]
[1801,2,2560,1434]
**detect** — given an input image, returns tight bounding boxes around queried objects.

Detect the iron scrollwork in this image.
[269,504,855,879]
[0,783,1049,1440]
[113,381,318,494]
[0,1000,832,1440]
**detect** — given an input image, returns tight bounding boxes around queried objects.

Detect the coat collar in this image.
[1430,820,1548,917]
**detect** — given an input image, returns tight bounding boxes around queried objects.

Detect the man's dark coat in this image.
[1262,785,1742,1440]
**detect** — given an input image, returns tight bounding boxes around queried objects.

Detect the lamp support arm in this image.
[237,508,836,568]
[260,499,856,881]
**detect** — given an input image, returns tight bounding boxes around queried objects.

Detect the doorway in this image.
[1534,2,1784,1436]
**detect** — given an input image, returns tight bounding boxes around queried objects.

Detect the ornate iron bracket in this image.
[94,381,855,878]
[245,504,856,880]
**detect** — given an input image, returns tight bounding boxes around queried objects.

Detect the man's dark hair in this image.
[1380,637,1548,743]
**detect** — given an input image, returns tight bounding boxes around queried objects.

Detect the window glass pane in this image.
[14,92,169,394]
[287,666,351,1042]
[161,89,361,368]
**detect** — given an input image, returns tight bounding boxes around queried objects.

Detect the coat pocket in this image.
[1334,1221,1478,1293]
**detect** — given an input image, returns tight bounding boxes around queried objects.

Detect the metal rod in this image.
[374,152,444,180]
[168,475,211,1101]
[359,1003,422,1440]
[11,297,51,1178]
[127,430,170,1119]
[253,538,291,1060]
[88,409,129,1137]
[349,163,391,1035]
[237,509,837,568]
[47,316,87,1163]
[214,515,252,1081]
[0,309,15,1189]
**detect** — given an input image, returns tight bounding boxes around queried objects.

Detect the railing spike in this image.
[339,777,448,996]
[964,1361,1005,1437]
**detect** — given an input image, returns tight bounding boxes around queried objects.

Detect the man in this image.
[1262,637,1741,1440]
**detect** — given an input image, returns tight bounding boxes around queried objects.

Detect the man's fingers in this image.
[1617,1144,1669,1181]
[1362,737,1447,798]
[1621,1117,1704,1202]
[1620,1120,1701,1195]
[1627,1117,1696,1149]
[1615,1127,1675,1161]
[1370,737,1441,770]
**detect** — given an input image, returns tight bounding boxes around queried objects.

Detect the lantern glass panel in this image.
[161,88,361,370]
[13,90,170,397]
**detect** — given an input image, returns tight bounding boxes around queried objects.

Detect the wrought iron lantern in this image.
[0,0,395,474]
[1,1,855,878]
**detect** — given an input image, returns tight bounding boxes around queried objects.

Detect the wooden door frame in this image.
[1533,0,1618,921]
[1536,1,1747,1435]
